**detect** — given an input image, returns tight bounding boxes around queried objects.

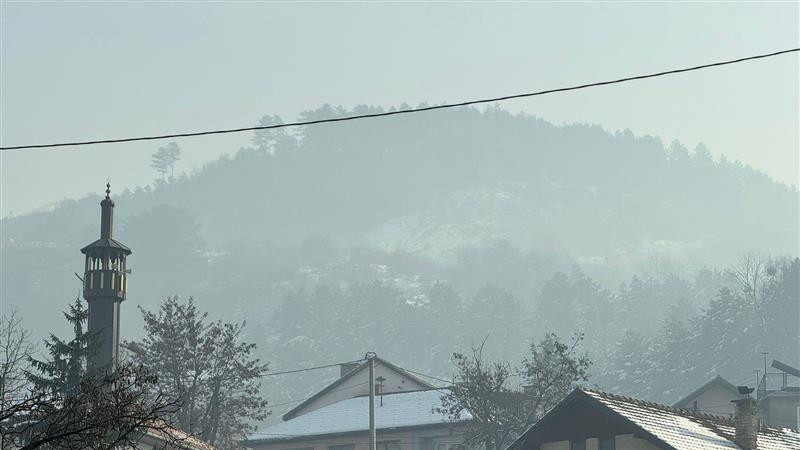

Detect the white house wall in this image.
[683,384,736,418]
[294,362,431,418]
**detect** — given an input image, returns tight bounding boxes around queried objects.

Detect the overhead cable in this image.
[264,359,364,377]
[1,48,797,151]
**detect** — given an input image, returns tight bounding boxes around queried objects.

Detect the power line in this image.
[268,381,371,409]
[396,366,452,385]
[264,359,364,377]
[247,435,435,446]
[1,47,797,151]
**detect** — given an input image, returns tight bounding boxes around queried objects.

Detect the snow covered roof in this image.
[142,420,217,450]
[511,388,800,450]
[584,389,799,450]
[246,389,469,444]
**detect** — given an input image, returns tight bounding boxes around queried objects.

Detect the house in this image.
[758,361,800,430]
[673,361,800,429]
[283,357,437,420]
[507,387,799,450]
[244,358,470,450]
[673,375,739,417]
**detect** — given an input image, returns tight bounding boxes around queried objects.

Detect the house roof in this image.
[673,375,739,409]
[510,388,800,450]
[141,420,216,450]
[281,357,436,421]
[246,389,469,444]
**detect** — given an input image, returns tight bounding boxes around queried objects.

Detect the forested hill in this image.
[2,105,798,339]
[6,105,797,258]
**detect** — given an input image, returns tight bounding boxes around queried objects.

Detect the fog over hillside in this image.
[4,2,800,447]
[2,106,798,414]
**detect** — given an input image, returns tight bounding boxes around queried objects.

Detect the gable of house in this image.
[283,358,435,420]
[672,375,739,417]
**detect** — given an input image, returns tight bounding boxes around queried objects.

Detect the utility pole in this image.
[366,352,377,450]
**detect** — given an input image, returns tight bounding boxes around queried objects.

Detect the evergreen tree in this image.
[597,330,655,398]
[252,115,297,155]
[27,298,98,393]
[11,301,183,450]
[150,142,181,180]
[536,271,575,337]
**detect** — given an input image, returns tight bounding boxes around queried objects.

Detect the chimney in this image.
[340,362,359,378]
[732,386,759,450]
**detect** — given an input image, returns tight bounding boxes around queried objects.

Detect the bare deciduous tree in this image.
[438,333,591,450]
[728,252,782,329]
[2,363,185,450]
[0,311,35,414]
[1,308,190,450]
[729,252,768,306]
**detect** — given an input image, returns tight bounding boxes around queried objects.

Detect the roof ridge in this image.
[580,387,734,424]
[582,387,800,435]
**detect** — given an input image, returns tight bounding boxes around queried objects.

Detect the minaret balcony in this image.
[83,269,127,300]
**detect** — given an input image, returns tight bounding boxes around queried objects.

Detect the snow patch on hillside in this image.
[368,182,551,263]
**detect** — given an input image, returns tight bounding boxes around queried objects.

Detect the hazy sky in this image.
[1,2,798,217]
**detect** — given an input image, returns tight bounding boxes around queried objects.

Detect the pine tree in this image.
[150,142,181,180]
[27,298,98,393]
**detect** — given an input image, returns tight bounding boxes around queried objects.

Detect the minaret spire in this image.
[81,183,132,372]
[100,183,114,239]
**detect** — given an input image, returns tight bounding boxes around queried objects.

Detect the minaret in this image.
[80,183,132,372]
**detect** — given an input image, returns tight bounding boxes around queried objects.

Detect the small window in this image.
[570,441,586,450]
[329,445,354,450]
[378,442,401,450]
[601,438,615,450]
[435,441,463,450]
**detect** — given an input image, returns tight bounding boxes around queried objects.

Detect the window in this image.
[378,441,401,450]
[328,445,354,450]
[434,440,463,450]
[570,441,585,450]
[600,438,615,450]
